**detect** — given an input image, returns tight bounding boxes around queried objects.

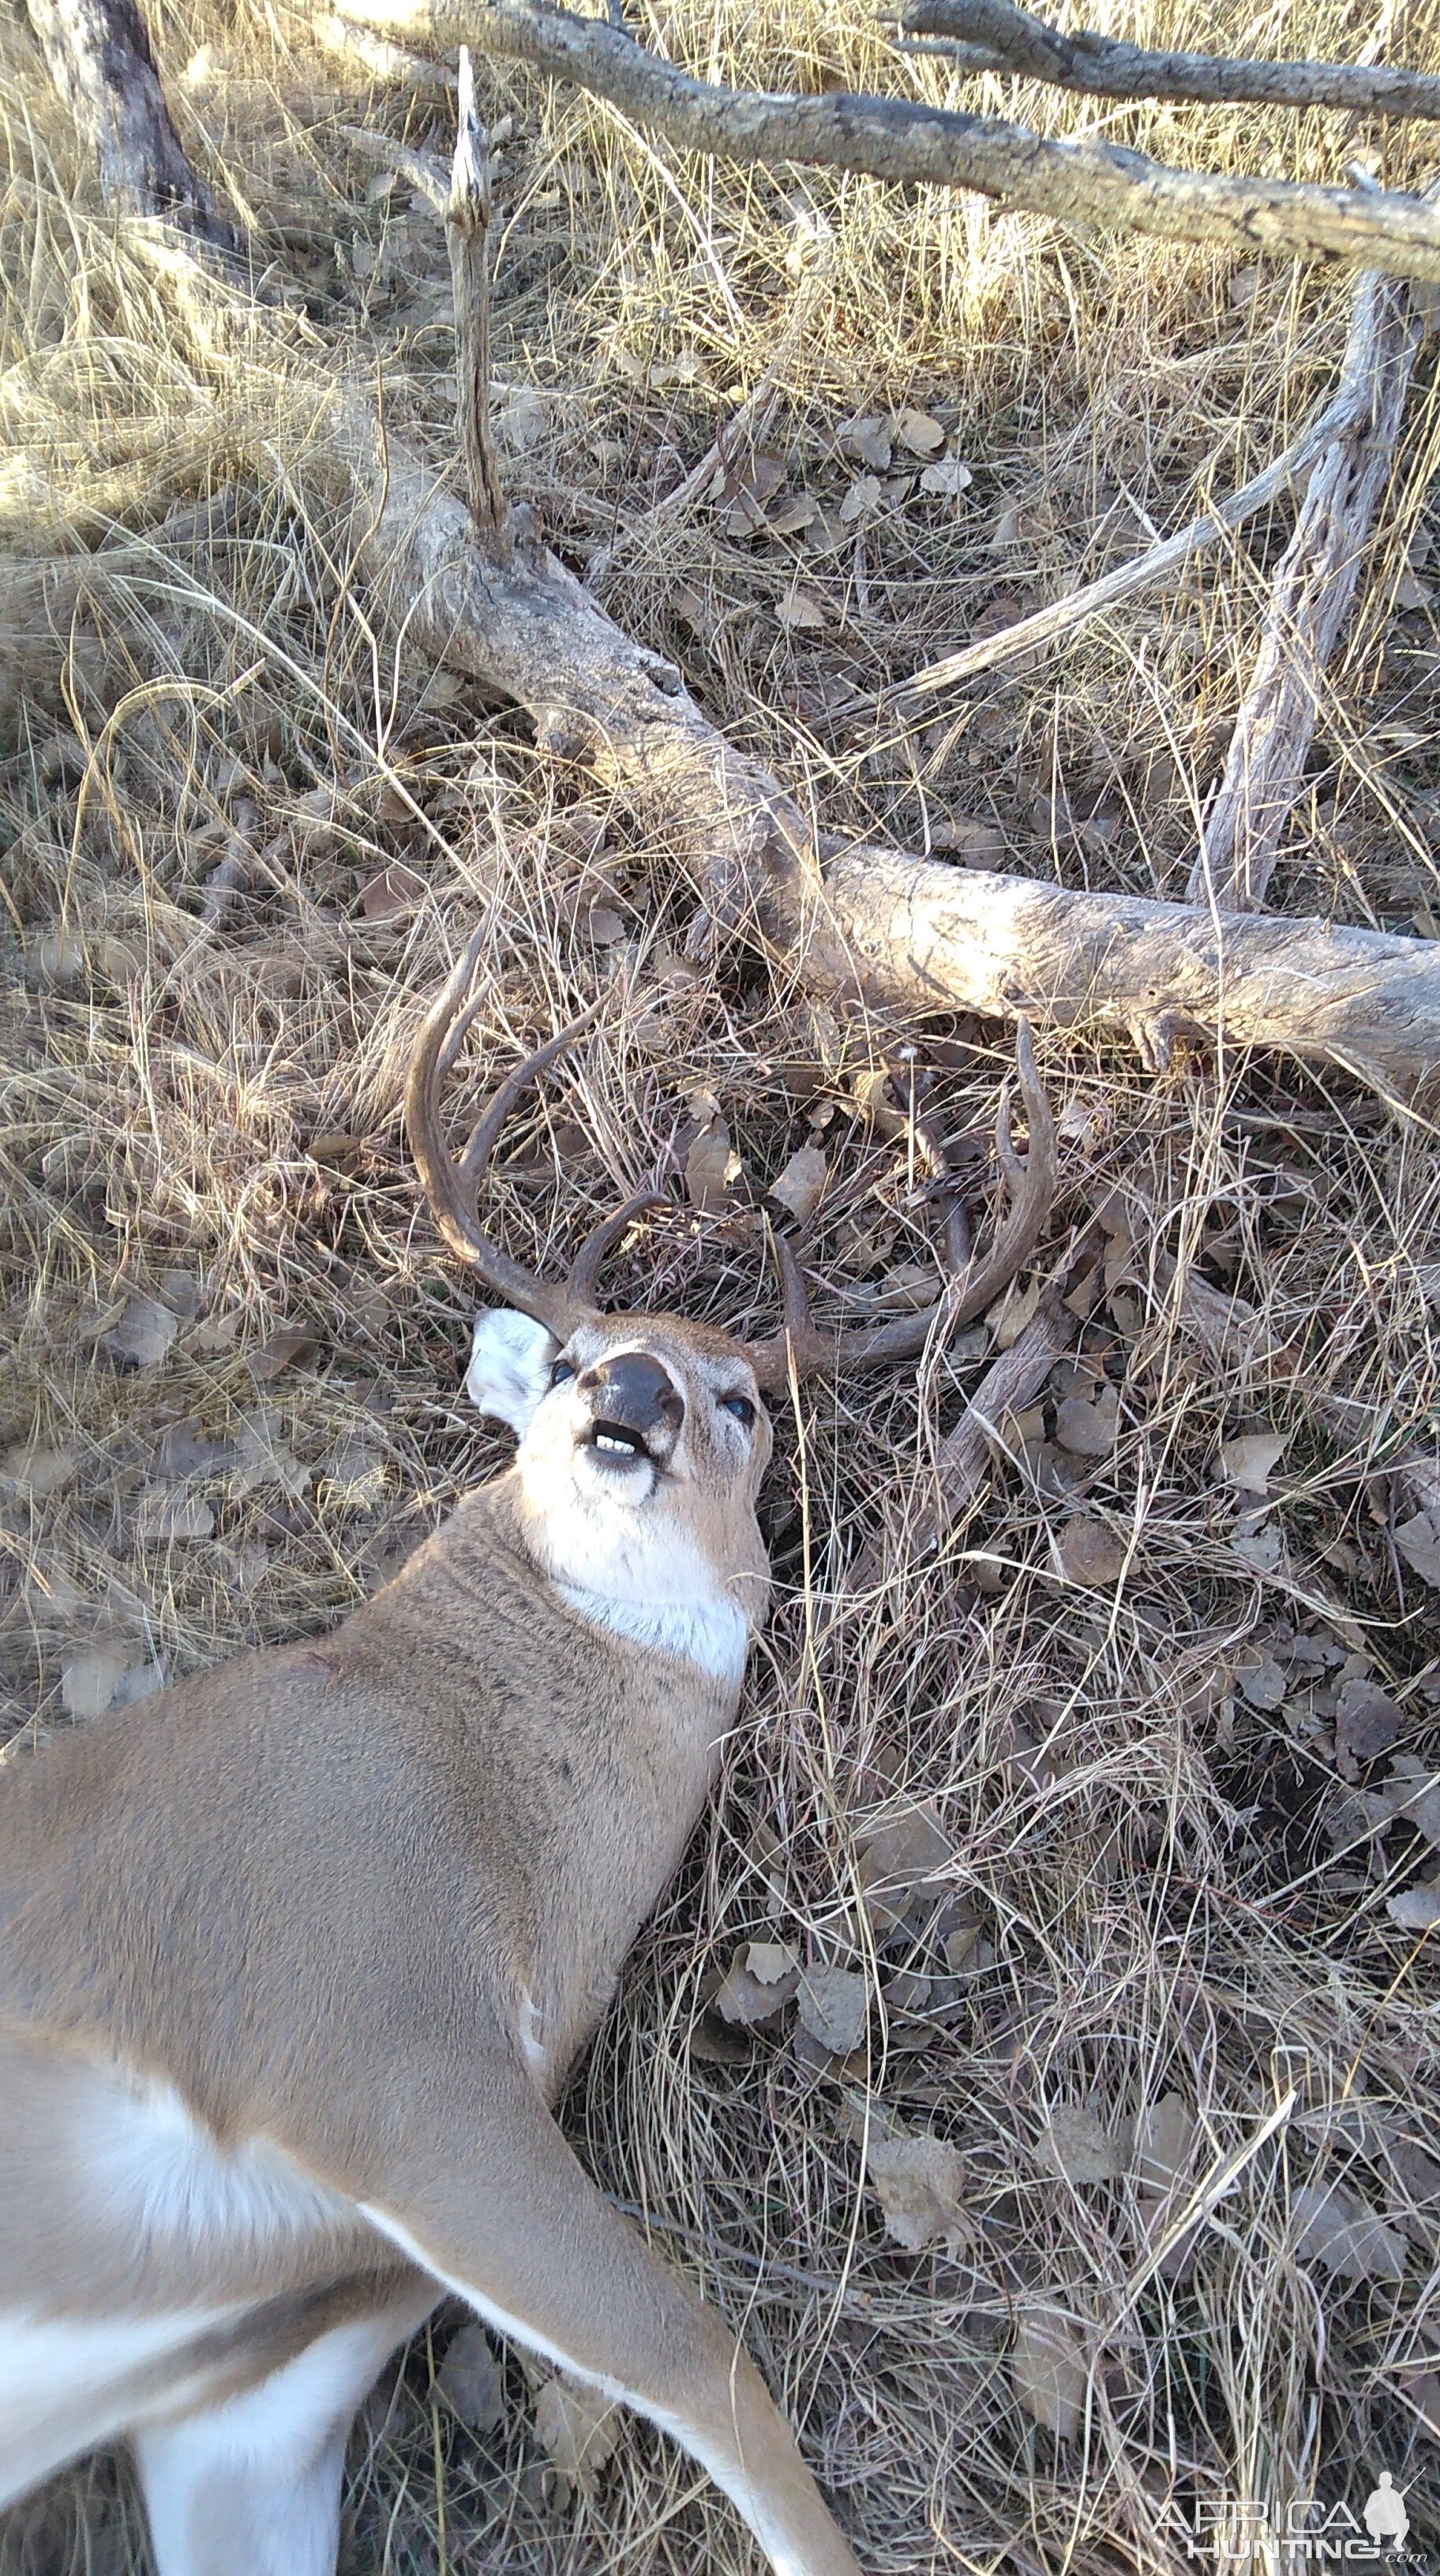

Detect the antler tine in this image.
[405,932,604,1338]
[566,1183,671,1305]
[742,1018,1057,1386]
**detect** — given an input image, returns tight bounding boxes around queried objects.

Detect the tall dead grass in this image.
[1,0,1438,2566]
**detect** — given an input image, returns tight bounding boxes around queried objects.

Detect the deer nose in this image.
[579,1350,685,1435]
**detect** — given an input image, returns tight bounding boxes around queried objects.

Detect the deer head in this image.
[406,930,1058,1613]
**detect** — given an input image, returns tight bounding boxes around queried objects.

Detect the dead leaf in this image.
[838,415,891,471]
[1,1443,77,1500]
[1056,1517,1126,1587]
[233,1413,310,1498]
[99,1294,178,1368]
[1336,1679,1403,1765]
[1235,1653,1287,1713]
[1387,1881,1440,1932]
[1381,1754,1440,1848]
[246,1326,317,1383]
[919,455,973,499]
[1396,1511,1440,1587]
[838,474,882,526]
[894,407,945,456]
[1218,1428,1291,1493]
[714,1943,799,2024]
[866,2133,975,2255]
[585,904,627,944]
[768,1144,827,1224]
[495,386,547,451]
[929,814,1002,863]
[360,863,424,921]
[156,1421,234,1478]
[134,1493,215,1542]
[1053,1390,1118,1458]
[1041,2105,1123,2185]
[533,2376,618,2494]
[857,1802,954,1930]
[685,1124,743,1215]
[1011,2307,1086,2439]
[1292,2181,1406,2282]
[61,1642,129,1719]
[1133,2093,1195,2193]
[797,1964,868,2057]
[775,586,827,632]
[435,2323,504,2433]
[988,1274,1041,1350]
[1232,1521,1283,1574]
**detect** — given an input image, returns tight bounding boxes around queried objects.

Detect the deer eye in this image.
[549,1357,577,1387]
[720,1394,756,1428]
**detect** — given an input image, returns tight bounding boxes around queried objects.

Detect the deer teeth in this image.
[594,1430,643,1457]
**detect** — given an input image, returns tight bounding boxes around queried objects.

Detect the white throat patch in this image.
[555,1586,749,1687]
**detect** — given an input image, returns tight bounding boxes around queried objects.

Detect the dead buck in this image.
[0,932,1056,2576]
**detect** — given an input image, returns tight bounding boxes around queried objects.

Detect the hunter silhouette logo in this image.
[1363,2476,1410,2550]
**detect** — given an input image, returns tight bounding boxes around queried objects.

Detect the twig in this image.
[447,47,507,539]
[882,367,1373,713]
[893,0,1440,122]
[339,123,450,216]
[324,0,1440,282]
[1187,216,1431,910]
[313,10,457,92]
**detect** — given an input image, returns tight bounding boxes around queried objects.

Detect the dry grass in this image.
[2,0,1440,2567]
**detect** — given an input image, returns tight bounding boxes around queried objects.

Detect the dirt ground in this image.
[2,0,1440,2566]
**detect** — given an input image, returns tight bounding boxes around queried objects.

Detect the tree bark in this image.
[324,0,1440,280]
[897,0,1440,122]
[25,0,234,241]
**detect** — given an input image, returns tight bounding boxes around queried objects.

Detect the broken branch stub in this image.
[447,46,507,538]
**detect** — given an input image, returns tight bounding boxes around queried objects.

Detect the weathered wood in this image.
[24,0,234,241]
[447,46,507,537]
[1186,265,1424,911]
[805,839,1440,1100]
[324,0,1440,279]
[896,0,1440,122]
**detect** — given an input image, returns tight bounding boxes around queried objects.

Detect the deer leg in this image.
[354,2065,863,2576]
[133,2272,435,2576]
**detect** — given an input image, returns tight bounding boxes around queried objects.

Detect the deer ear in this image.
[465,1309,561,1436]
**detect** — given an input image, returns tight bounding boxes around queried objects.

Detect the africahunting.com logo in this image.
[1162,2472,1419,2562]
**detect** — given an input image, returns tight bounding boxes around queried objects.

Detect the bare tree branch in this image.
[324,0,1440,279]
[894,0,1440,122]
[1187,260,1425,910]
[447,46,507,537]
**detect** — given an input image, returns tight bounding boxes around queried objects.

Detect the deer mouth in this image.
[583,1418,654,1468]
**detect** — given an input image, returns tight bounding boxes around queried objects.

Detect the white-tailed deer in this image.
[0,933,1055,2576]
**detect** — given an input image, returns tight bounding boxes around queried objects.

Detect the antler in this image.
[405,929,665,1339]
[741,1019,1057,1393]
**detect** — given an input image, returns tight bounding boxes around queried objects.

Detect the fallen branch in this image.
[894,0,1440,122]
[324,0,1440,281]
[1187,257,1426,910]
[30,0,1440,1104]
[808,839,1440,1099]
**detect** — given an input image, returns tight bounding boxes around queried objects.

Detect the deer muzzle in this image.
[578,1351,684,1465]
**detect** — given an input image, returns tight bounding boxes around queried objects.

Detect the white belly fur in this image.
[0,2062,364,2507]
